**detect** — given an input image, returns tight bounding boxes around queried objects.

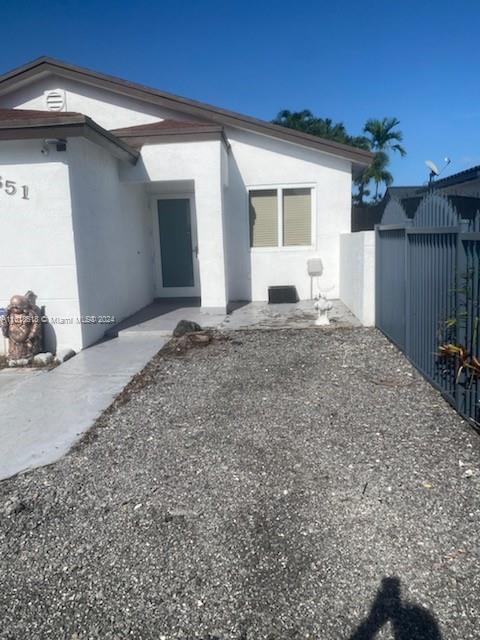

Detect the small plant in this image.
[437,266,480,388]
[437,342,480,384]
[438,343,469,383]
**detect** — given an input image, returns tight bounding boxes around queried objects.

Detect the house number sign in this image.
[0,176,29,200]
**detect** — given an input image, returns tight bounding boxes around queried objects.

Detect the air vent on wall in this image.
[44,90,66,112]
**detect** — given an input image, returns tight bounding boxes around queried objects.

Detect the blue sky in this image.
[2,0,480,187]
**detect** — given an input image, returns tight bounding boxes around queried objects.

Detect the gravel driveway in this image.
[1,328,479,639]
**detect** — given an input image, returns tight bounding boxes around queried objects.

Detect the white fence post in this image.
[339,231,376,326]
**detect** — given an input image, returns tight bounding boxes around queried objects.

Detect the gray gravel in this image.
[1,327,479,639]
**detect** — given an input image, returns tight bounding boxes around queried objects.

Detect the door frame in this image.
[152,193,201,298]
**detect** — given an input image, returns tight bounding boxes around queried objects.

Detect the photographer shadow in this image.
[349,577,442,640]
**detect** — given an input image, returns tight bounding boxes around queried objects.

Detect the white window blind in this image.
[283,188,311,246]
[249,190,278,247]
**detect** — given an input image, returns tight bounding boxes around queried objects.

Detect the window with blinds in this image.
[249,190,278,247]
[283,188,311,246]
[249,187,312,248]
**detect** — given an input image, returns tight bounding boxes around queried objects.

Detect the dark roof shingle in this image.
[0,107,83,123]
[111,119,218,136]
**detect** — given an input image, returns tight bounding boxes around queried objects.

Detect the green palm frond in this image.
[273,110,406,204]
[364,117,406,157]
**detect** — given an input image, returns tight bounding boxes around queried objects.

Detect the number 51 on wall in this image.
[0,176,29,199]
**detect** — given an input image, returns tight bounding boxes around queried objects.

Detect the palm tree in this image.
[363,117,406,156]
[354,170,371,206]
[360,118,405,200]
[352,178,371,206]
[272,111,405,202]
[366,151,394,200]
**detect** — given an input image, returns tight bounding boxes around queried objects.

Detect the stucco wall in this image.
[0,137,155,354]
[1,74,356,308]
[0,139,83,353]
[68,138,154,346]
[122,131,353,306]
[1,71,359,324]
[339,231,375,326]
[0,75,202,129]
[224,128,352,301]
[121,139,228,310]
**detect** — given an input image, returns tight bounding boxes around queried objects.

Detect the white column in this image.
[194,143,228,310]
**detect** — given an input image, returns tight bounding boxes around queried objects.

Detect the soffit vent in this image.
[45,90,66,112]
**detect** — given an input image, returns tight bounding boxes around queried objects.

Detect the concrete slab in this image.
[109,298,360,338]
[106,298,226,338]
[0,334,167,481]
[218,299,360,330]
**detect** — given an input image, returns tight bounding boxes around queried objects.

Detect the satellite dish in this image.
[425,160,440,175]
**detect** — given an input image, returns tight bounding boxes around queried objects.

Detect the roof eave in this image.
[111,124,231,150]
[433,166,480,189]
[0,114,139,164]
[0,57,373,167]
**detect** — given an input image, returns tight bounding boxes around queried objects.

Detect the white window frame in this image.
[247,183,316,252]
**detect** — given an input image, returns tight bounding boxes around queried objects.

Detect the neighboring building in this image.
[0,57,372,353]
[352,167,480,231]
[352,187,422,231]
[427,165,480,196]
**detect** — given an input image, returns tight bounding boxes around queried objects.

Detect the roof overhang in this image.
[111,122,230,150]
[0,111,139,163]
[432,165,480,189]
[0,57,373,170]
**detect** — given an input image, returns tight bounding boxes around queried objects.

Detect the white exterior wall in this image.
[121,139,228,310]
[0,76,201,129]
[0,140,83,353]
[339,231,375,326]
[0,72,360,329]
[224,128,352,301]
[68,138,154,346]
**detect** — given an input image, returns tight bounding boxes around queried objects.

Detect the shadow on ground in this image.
[349,577,442,640]
[199,577,442,640]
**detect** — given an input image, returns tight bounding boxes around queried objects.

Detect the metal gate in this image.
[376,192,480,426]
[375,226,407,349]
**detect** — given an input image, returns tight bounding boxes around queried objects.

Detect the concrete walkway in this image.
[0,334,167,480]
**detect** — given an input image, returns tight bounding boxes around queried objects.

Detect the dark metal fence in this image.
[375,191,480,426]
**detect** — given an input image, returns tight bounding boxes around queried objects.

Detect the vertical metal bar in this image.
[428,234,433,376]
[466,241,472,418]
[456,226,467,412]
[405,229,410,356]
[422,234,427,373]
[474,242,480,421]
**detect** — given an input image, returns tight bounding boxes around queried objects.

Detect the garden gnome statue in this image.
[1,291,42,365]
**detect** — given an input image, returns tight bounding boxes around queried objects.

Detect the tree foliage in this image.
[272,110,370,150]
[272,110,406,204]
[363,117,406,156]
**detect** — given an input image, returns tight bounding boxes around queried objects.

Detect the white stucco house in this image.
[0,57,373,353]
